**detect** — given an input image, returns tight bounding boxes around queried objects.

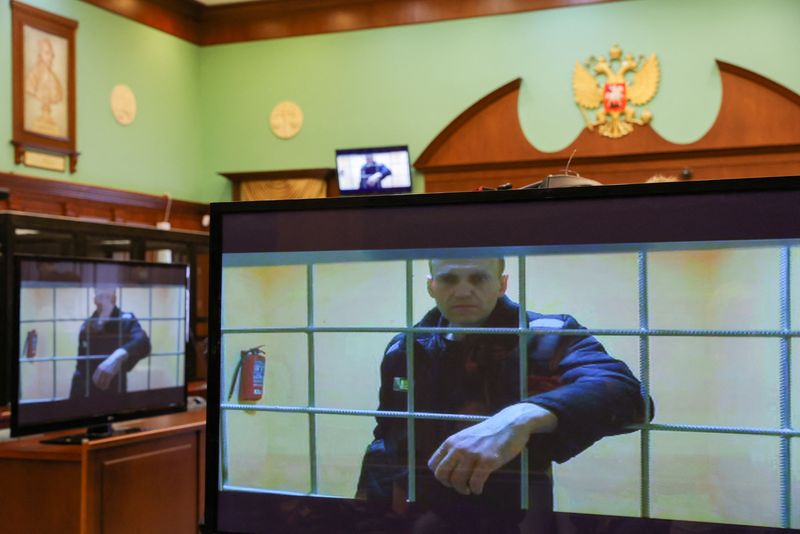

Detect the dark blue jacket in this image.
[70,306,151,400]
[358,295,646,510]
[359,162,392,191]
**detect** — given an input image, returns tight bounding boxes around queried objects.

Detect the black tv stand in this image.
[40,423,142,445]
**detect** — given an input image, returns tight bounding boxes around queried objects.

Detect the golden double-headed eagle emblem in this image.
[573,44,660,139]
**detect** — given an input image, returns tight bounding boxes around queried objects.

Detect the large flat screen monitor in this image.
[11,256,188,441]
[206,177,800,534]
[335,145,413,195]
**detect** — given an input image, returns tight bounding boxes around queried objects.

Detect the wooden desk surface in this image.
[0,408,206,460]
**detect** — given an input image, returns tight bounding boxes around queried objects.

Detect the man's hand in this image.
[427,402,557,496]
[366,172,383,186]
[92,348,129,390]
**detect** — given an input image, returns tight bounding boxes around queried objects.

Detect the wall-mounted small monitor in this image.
[11,256,188,442]
[335,145,412,195]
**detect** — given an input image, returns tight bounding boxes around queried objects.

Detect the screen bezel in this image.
[335,144,413,195]
[206,176,800,533]
[10,254,190,438]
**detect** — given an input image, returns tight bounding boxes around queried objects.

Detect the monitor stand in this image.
[40,423,142,445]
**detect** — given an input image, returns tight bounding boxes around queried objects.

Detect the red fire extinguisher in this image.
[22,329,38,358]
[228,346,266,402]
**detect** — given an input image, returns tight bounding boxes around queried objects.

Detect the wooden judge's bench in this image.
[0,409,205,534]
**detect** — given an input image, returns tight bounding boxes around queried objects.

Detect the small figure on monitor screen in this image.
[359,154,393,192]
[357,258,648,533]
[69,286,151,401]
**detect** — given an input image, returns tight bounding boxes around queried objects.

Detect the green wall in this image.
[0,0,203,200]
[198,0,800,200]
[1,0,799,202]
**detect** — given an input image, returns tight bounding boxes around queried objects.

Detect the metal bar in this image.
[221,484,351,500]
[779,246,792,529]
[222,325,800,338]
[638,250,651,519]
[51,287,57,400]
[20,315,189,323]
[84,286,91,397]
[307,264,318,495]
[221,403,488,421]
[639,422,800,438]
[18,351,184,363]
[147,286,153,391]
[406,259,417,503]
[19,395,72,404]
[517,255,529,509]
[220,333,231,488]
[176,287,183,386]
[215,410,800,437]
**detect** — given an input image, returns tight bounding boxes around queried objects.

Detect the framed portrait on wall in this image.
[11,1,79,173]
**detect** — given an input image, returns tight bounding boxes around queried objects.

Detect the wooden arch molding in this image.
[414,61,800,192]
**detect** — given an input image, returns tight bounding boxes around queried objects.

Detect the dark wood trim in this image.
[81,0,203,44]
[0,172,210,232]
[79,0,621,46]
[219,168,336,183]
[421,144,800,175]
[220,168,338,200]
[717,60,800,107]
[415,79,522,168]
[11,1,79,171]
[417,61,800,192]
[202,0,622,45]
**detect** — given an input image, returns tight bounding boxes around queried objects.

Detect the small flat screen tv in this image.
[11,256,188,441]
[206,177,800,534]
[335,145,413,195]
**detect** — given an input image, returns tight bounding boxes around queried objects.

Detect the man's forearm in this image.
[510,402,558,435]
[426,402,558,495]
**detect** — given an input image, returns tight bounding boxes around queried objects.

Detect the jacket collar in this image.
[417,295,520,331]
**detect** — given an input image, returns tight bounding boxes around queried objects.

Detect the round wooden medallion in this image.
[270,100,303,139]
[110,84,137,126]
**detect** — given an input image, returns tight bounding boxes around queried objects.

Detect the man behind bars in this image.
[357,257,647,533]
[69,285,151,403]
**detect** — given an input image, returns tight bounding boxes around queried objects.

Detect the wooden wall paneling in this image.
[691,61,800,149]
[415,61,800,192]
[0,172,209,232]
[0,458,82,532]
[93,436,198,534]
[0,411,205,534]
[80,0,621,45]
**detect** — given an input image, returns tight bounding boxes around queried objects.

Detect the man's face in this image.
[427,259,507,327]
[94,288,117,314]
